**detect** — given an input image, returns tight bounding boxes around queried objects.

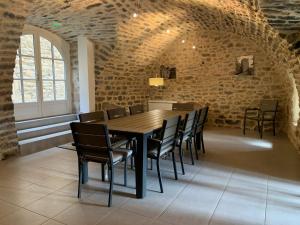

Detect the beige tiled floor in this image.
[0,127,300,225]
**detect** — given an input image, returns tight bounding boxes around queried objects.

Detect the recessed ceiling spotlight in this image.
[192,45,196,49]
[133,12,138,18]
[181,40,185,44]
[166,29,170,33]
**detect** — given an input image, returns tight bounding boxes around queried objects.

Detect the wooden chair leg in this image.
[273,120,276,136]
[124,159,127,186]
[178,141,185,175]
[101,164,105,182]
[78,161,82,198]
[156,159,163,193]
[171,151,178,180]
[108,165,114,207]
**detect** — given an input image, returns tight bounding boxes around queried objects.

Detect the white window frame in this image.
[13,24,72,121]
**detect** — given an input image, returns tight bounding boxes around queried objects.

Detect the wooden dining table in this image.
[83,109,189,199]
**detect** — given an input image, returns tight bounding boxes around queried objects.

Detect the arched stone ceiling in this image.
[27,0,264,44]
[258,0,300,54]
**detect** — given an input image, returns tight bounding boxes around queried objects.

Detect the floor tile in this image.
[24,192,77,218]
[54,202,112,225]
[96,209,149,225]
[0,208,48,225]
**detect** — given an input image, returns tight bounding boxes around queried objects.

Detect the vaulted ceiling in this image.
[259,0,300,54]
[26,0,299,54]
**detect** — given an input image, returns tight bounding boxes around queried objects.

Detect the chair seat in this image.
[111,135,129,148]
[113,148,133,160]
[82,152,124,164]
[246,114,274,120]
[147,140,173,158]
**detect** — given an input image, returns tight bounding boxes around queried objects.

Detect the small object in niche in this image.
[235,55,254,76]
[160,65,176,79]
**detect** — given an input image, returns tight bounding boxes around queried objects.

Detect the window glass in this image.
[20,35,34,56]
[55,81,66,100]
[54,60,65,80]
[22,56,36,79]
[12,80,22,103]
[13,56,21,79]
[40,37,52,58]
[43,81,54,101]
[12,33,67,104]
[53,46,63,59]
[23,80,37,103]
[41,58,53,79]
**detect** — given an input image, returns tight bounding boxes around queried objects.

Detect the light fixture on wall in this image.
[181,39,185,44]
[149,75,164,87]
[192,45,196,49]
[133,0,141,18]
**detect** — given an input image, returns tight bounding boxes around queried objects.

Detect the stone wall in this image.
[0,0,31,159]
[149,30,294,131]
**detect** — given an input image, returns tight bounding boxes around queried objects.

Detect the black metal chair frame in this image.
[243,100,278,138]
[147,115,181,193]
[79,110,131,179]
[107,107,136,169]
[176,110,197,174]
[193,106,209,156]
[70,122,132,207]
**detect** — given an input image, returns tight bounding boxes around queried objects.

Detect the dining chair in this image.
[176,110,197,173]
[107,107,127,120]
[243,100,278,138]
[79,111,105,123]
[193,106,209,156]
[147,115,181,193]
[129,104,145,115]
[107,107,136,169]
[70,122,133,207]
[172,103,195,111]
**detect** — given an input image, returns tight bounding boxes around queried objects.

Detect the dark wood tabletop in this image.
[104,109,188,134]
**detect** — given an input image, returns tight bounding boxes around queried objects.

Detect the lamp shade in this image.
[149,77,164,86]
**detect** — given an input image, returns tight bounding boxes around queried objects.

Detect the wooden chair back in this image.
[260,100,278,112]
[182,110,197,136]
[158,116,181,154]
[70,122,112,163]
[172,103,194,111]
[107,107,127,120]
[129,105,144,115]
[79,111,105,123]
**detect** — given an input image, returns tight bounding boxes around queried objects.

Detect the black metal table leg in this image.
[82,161,89,184]
[135,133,149,198]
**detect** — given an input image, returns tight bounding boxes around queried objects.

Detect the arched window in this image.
[12,25,71,120]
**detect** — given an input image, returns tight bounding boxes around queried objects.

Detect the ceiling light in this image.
[192,45,196,49]
[166,29,170,33]
[133,12,138,18]
[181,40,185,44]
